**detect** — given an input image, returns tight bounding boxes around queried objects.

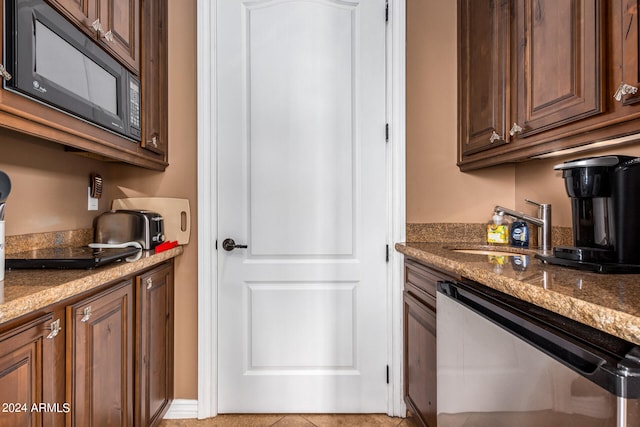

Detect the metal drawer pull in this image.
[613,82,638,101]
[146,277,153,290]
[509,122,523,136]
[47,319,61,339]
[81,306,92,322]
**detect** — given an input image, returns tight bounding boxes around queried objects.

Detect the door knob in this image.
[222,238,247,251]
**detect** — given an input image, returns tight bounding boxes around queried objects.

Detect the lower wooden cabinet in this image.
[0,314,64,427]
[67,280,134,427]
[0,260,175,427]
[404,291,437,427]
[404,259,458,427]
[136,263,174,427]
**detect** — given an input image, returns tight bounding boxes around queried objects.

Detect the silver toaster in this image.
[94,210,165,249]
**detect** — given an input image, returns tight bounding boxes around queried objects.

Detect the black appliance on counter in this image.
[537,155,640,273]
[3,0,141,141]
[6,246,141,269]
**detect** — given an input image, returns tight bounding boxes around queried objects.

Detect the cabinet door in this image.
[135,262,174,427]
[458,0,511,158]
[141,0,168,158]
[404,291,437,427]
[618,0,640,106]
[513,0,604,138]
[0,314,62,427]
[98,0,140,73]
[48,0,97,33]
[67,281,133,427]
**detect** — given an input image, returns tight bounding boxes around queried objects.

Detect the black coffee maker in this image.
[537,155,640,273]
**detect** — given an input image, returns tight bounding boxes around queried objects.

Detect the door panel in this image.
[217,0,388,413]
[514,0,603,137]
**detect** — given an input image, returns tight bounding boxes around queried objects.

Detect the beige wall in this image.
[0,129,116,234]
[406,0,515,224]
[407,0,640,229]
[0,0,199,399]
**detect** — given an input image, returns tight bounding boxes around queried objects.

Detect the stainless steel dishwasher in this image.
[437,280,640,427]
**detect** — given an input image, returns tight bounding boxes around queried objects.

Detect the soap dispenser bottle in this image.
[487,213,509,245]
[510,221,529,247]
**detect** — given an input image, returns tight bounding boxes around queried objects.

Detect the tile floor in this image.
[159,413,420,427]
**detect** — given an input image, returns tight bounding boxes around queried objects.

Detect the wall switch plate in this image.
[88,187,99,211]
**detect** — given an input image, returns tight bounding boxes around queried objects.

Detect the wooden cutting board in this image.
[111,197,191,244]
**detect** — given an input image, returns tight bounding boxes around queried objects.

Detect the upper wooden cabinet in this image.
[0,0,168,170]
[512,0,604,138]
[141,0,168,159]
[458,0,640,171]
[618,0,640,107]
[458,0,511,156]
[49,0,140,73]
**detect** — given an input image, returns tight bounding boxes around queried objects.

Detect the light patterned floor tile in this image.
[159,414,416,427]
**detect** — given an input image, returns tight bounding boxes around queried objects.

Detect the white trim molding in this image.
[196,0,218,419]
[387,0,407,418]
[164,399,199,420]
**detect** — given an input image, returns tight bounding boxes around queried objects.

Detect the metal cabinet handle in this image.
[613,82,639,101]
[489,131,502,143]
[0,64,12,81]
[146,277,153,290]
[103,30,115,43]
[509,122,523,136]
[80,306,92,322]
[149,136,158,148]
[91,19,103,33]
[222,238,248,251]
[47,319,61,339]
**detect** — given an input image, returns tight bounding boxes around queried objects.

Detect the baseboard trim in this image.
[163,399,199,419]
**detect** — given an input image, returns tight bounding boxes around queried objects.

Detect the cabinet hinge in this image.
[385,123,389,142]
[385,1,389,23]
[386,365,390,384]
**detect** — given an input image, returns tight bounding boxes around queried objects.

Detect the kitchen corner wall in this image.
[407,0,640,229]
[406,0,515,224]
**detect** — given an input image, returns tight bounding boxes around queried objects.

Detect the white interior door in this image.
[217,0,388,413]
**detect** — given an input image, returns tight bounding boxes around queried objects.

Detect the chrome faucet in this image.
[494,199,552,253]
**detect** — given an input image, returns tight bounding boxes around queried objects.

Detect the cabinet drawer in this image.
[405,259,455,298]
[405,282,436,312]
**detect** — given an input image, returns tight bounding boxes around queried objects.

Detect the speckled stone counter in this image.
[0,246,183,326]
[396,242,640,346]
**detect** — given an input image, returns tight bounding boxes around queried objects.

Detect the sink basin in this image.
[451,249,529,257]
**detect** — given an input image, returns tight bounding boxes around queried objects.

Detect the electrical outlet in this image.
[88,187,99,211]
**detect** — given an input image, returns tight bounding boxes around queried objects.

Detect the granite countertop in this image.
[0,246,183,326]
[396,242,640,346]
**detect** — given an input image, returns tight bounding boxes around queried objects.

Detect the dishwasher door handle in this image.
[437,281,607,377]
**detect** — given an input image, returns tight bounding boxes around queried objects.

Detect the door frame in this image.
[196,0,406,418]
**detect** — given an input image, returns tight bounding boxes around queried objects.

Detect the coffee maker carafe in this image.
[537,155,640,273]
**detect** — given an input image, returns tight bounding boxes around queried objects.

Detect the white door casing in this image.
[196,0,407,418]
[217,0,387,413]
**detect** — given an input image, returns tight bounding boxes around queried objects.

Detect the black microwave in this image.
[3,0,141,141]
